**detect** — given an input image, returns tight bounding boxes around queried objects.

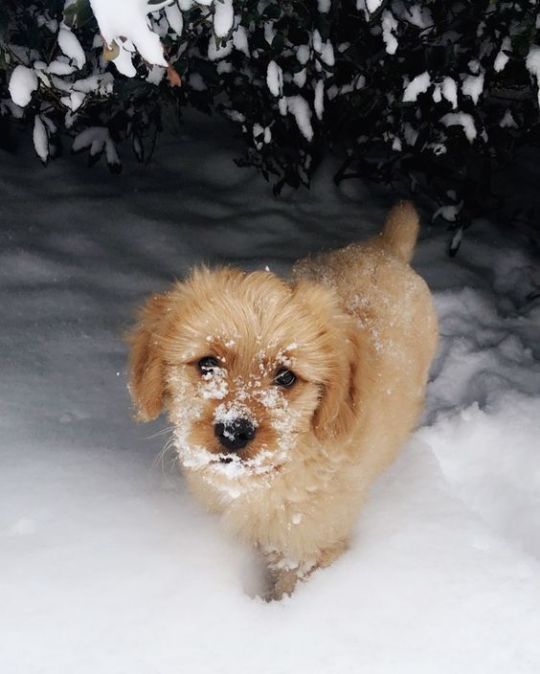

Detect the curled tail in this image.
[380,201,420,264]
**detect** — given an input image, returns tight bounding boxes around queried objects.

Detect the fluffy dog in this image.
[128,202,438,600]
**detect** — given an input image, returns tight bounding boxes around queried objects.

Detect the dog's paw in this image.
[262,568,299,602]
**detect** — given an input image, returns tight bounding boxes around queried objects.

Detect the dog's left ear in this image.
[127,292,172,422]
[312,322,361,444]
[293,280,362,444]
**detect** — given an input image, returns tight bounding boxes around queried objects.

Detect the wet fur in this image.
[128,202,438,600]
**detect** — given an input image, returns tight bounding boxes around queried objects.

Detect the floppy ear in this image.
[127,292,171,422]
[312,322,362,444]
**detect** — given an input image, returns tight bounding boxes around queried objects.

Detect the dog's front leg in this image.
[263,552,305,601]
[262,539,349,601]
[262,550,317,601]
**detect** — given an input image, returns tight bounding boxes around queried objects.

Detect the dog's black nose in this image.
[214,418,256,452]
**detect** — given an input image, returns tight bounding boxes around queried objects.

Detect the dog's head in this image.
[128,267,360,481]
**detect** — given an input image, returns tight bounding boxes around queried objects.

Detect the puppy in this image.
[128,202,438,600]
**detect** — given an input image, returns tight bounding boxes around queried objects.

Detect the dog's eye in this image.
[274,368,296,388]
[198,356,220,374]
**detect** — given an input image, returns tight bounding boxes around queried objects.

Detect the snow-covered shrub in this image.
[1,0,540,232]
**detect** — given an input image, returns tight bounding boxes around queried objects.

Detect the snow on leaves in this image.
[32,115,49,163]
[526,46,540,108]
[2,0,540,216]
[213,0,234,38]
[72,127,121,172]
[57,24,86,70]
[9,66,38,108]
[403,72,431,103]
[266,61,283,98]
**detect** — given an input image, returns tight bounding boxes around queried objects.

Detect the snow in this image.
[72,126,119,167]
[233,25,249,56]
[252,123,271,148]
[266,60,283,97]
[60,91,86,112]
[320,41,335,67]
[403,4,432,29]
[314,79,325,120]
[441,111,477,142]
[8,65,38,108]
[293,68,307,88]
[403,71,431,102]
[213,0,234,38]
[32,115,48,163]
[526,46,540,106]
[165,3,183,35]
[312,32,334,68]
[208,33,233,60]
[462,73,484,104]
[500,109,518,129]
[47,59,76,76]
[284,95,314,142]
[494,37,511,73]
[366,0,383,12]
[432,202,463,222]
[71,73,114,95]
[111,43,137,77]
[1,112,540,673]
[57,24,86,70]
[88,0,168,68]
[296,44,310,65]
[381,10,398,55]
[441,76,458,109]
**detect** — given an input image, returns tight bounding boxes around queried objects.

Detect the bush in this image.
[1,0,539,244]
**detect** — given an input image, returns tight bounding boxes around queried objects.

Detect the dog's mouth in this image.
[206,447,280,476]
[175,432,284,478]
[212,450,247,466]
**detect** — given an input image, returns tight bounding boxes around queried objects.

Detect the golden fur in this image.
[128,201,438,600]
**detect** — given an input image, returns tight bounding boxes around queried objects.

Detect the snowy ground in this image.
[1,115,540,674]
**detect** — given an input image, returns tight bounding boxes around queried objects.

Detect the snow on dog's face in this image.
[128,267,359,483]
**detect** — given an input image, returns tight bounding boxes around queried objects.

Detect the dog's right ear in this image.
[127,292,171,422]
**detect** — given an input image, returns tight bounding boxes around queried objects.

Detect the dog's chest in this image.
[189,456,352,557]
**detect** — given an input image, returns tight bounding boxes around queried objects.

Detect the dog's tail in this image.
[380,201,420,264]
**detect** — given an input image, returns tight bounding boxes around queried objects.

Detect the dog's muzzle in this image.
[214,418,256,452]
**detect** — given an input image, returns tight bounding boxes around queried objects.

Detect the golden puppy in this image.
[128,202,438,600]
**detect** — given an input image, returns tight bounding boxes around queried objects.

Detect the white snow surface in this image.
[1,113,540,673]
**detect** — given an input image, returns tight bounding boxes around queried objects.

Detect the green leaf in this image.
[63,0,93,28]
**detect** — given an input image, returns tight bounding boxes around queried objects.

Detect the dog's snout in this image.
[214,418,256,452]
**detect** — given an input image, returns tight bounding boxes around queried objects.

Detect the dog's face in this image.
[129,268,360,485]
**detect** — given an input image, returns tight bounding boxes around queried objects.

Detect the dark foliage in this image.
[1,1,540,241]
